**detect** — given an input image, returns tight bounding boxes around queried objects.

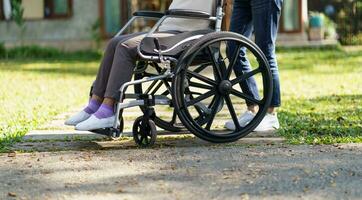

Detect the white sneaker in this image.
[75,115,115,131]
[224,111,256,131]
[254,113,280,132]
[64,110,91,126]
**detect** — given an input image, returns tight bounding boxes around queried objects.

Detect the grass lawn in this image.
[0,46,361,151]
[277,47,362,144]
[0,59,99,151]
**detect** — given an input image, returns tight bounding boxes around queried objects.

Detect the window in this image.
[100,0,172,37]
[100,0,129,37]
[280,0,302,33]
[44,0,73,19]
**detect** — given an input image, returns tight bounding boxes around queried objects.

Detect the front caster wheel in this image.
[132,116,157,147]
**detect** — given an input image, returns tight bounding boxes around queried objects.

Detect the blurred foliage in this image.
[10,0,26,43]
[91,19,102,50]
[308,0,361,45]
[10,0,24,27]
[322,14,337,39]
[0,43,6,57]
[336,0,362,45]
[0,45,102,60]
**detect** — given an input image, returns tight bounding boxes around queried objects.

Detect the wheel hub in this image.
[218,80,232,95]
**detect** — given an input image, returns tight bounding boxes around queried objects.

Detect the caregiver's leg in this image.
[251,0,282,111]
[229,0,259,113]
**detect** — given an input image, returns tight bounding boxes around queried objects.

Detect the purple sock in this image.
[94,104,115,119]
[84,99,101,114]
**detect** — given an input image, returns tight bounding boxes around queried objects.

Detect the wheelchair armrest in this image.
[133,11,165,18]
[165,9,211,19]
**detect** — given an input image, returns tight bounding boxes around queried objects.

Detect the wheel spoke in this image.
[160,90,170,96]
[205,95,222,130]
[150,81,164,95]
[162,79,172,91]
[193,63,212,73]
[144,80,158,94]
[153,63,163,73]
[143,72,158,77]
[225,44,242,79]
[186,90,215,107]
[188,81,214,90]
[207,46,223,80]
[230,89,262,105]
[230,68,261,85]
[224,95,241,131]
[187,70,217,86]
[188,91,203,96]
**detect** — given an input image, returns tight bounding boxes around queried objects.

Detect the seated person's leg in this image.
[75,32,176,131]
[65,33,144,126]
[92,33,146,100]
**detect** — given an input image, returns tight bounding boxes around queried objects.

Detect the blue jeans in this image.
[229,0,282,107]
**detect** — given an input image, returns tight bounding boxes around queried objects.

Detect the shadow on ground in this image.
[1,143,361,200]
[12,131,283,153]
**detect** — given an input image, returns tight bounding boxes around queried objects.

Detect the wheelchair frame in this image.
[91,0,273,147]
[96,0,224,136]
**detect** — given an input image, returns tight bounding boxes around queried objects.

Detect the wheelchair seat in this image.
[139,29,213,57]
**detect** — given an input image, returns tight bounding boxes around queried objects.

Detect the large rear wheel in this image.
[172,32,273,143]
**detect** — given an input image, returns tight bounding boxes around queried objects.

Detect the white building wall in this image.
[0,0,98,51]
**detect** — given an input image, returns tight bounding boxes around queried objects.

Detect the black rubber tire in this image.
[118,116,124,135]
[134,62,183,132]
[132,116,157,147]
[172,31,273,143]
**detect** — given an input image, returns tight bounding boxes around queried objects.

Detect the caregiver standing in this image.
[225,0,283,131]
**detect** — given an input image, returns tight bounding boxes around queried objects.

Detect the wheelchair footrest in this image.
[90,128,121,138]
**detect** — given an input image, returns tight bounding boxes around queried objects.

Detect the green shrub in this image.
[7,45,61,58]
[336,0,361,45]
[0,43,6,58]
[1,45,102,60]
[339,33,362,46]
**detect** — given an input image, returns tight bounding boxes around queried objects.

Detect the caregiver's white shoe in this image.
[254,113,280,132]
[224,111,256,131]
[75,115,115,131]
[64,110,91,126]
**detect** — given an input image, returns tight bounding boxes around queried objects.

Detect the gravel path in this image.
[1,141,361,200]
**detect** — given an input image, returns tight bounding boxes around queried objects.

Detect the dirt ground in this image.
[1,138,361,200]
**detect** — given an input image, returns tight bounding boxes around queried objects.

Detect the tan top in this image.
[159,0,216,32]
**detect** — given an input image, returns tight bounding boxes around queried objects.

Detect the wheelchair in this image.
[90,0,273,147]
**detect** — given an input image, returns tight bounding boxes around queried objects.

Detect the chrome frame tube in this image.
[113,72,173,129]
[114,16,165,37]
[215,6,224,32]
[117,97,170,110]
[137,15,218,61]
